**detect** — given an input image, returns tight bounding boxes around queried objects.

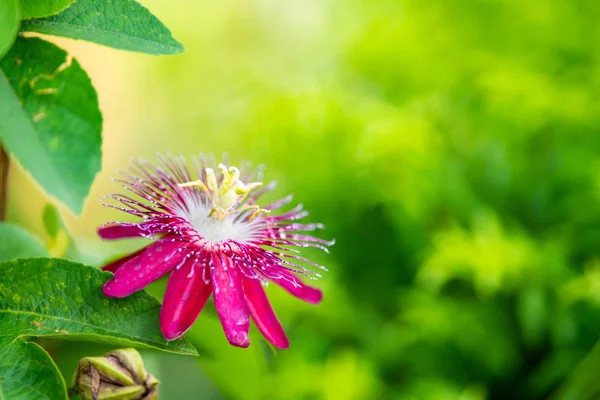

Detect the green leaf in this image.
[0,222,48,262]
[42,203,61,238]
[0,258,197,399]
[21,0,184,55]
[0,258,198,352]
[0,37,102,214]
[0,0,19,58]
[0,339,67,399]
[20,0,76,19]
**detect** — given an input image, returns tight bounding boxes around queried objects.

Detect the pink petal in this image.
[101,246,148,273]
[272,270,323,305]
[103,240,187,298]
[98,223,146,239]
[211,254,251,348]
[160,257,212,341]
[243,277,289,349]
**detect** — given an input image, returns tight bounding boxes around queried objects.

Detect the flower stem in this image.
[0,144,8,221]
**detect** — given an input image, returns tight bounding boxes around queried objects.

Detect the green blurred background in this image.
[7,0,600,398]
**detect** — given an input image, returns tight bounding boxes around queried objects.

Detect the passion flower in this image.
[99,155,332,348]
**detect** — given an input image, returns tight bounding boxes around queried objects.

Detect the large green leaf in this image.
[20,0,75,19]
[0,37,102,214]
[21,0,184,55]
[0,0,19,58]
[0,222,48,262]
[0,258,197,399]
[0,339,67,400]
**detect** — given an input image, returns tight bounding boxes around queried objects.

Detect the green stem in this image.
[0,144,8,221]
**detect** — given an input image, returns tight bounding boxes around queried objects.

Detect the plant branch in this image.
[0,144,8,221]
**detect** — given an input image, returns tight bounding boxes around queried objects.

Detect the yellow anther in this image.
[249,207,270,222]
[228,166,240,186]
[205,168,218,193]
[229,180,259,195]
[178,180,209,192]
[217,164,230,184]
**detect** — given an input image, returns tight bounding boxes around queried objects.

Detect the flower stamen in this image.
[178,165,268,221]
[178,179,209,192]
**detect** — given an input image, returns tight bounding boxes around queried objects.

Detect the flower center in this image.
[176,164,269,244]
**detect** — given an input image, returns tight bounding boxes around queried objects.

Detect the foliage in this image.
[0,222,48,262]
[0,0,19,57]
[0,36,102,213]
[20,0,76,19]
[21,0,184,55]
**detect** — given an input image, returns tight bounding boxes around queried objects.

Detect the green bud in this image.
[70,348,159,400]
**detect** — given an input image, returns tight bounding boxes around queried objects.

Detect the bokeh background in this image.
[6,0,600,398]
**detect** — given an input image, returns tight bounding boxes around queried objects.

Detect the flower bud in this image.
[70,348,159,400]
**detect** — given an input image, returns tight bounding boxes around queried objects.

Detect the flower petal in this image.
[103,240,187,298]
[160,257,212,341]
[101,246,149,273]
[211,253,251,348]
[243,277,289,349]
[98,223,146,239]
[272,270,323,305]
[98,218,181,239]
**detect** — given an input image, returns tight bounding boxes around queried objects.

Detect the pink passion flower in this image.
[99,155,332,349]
